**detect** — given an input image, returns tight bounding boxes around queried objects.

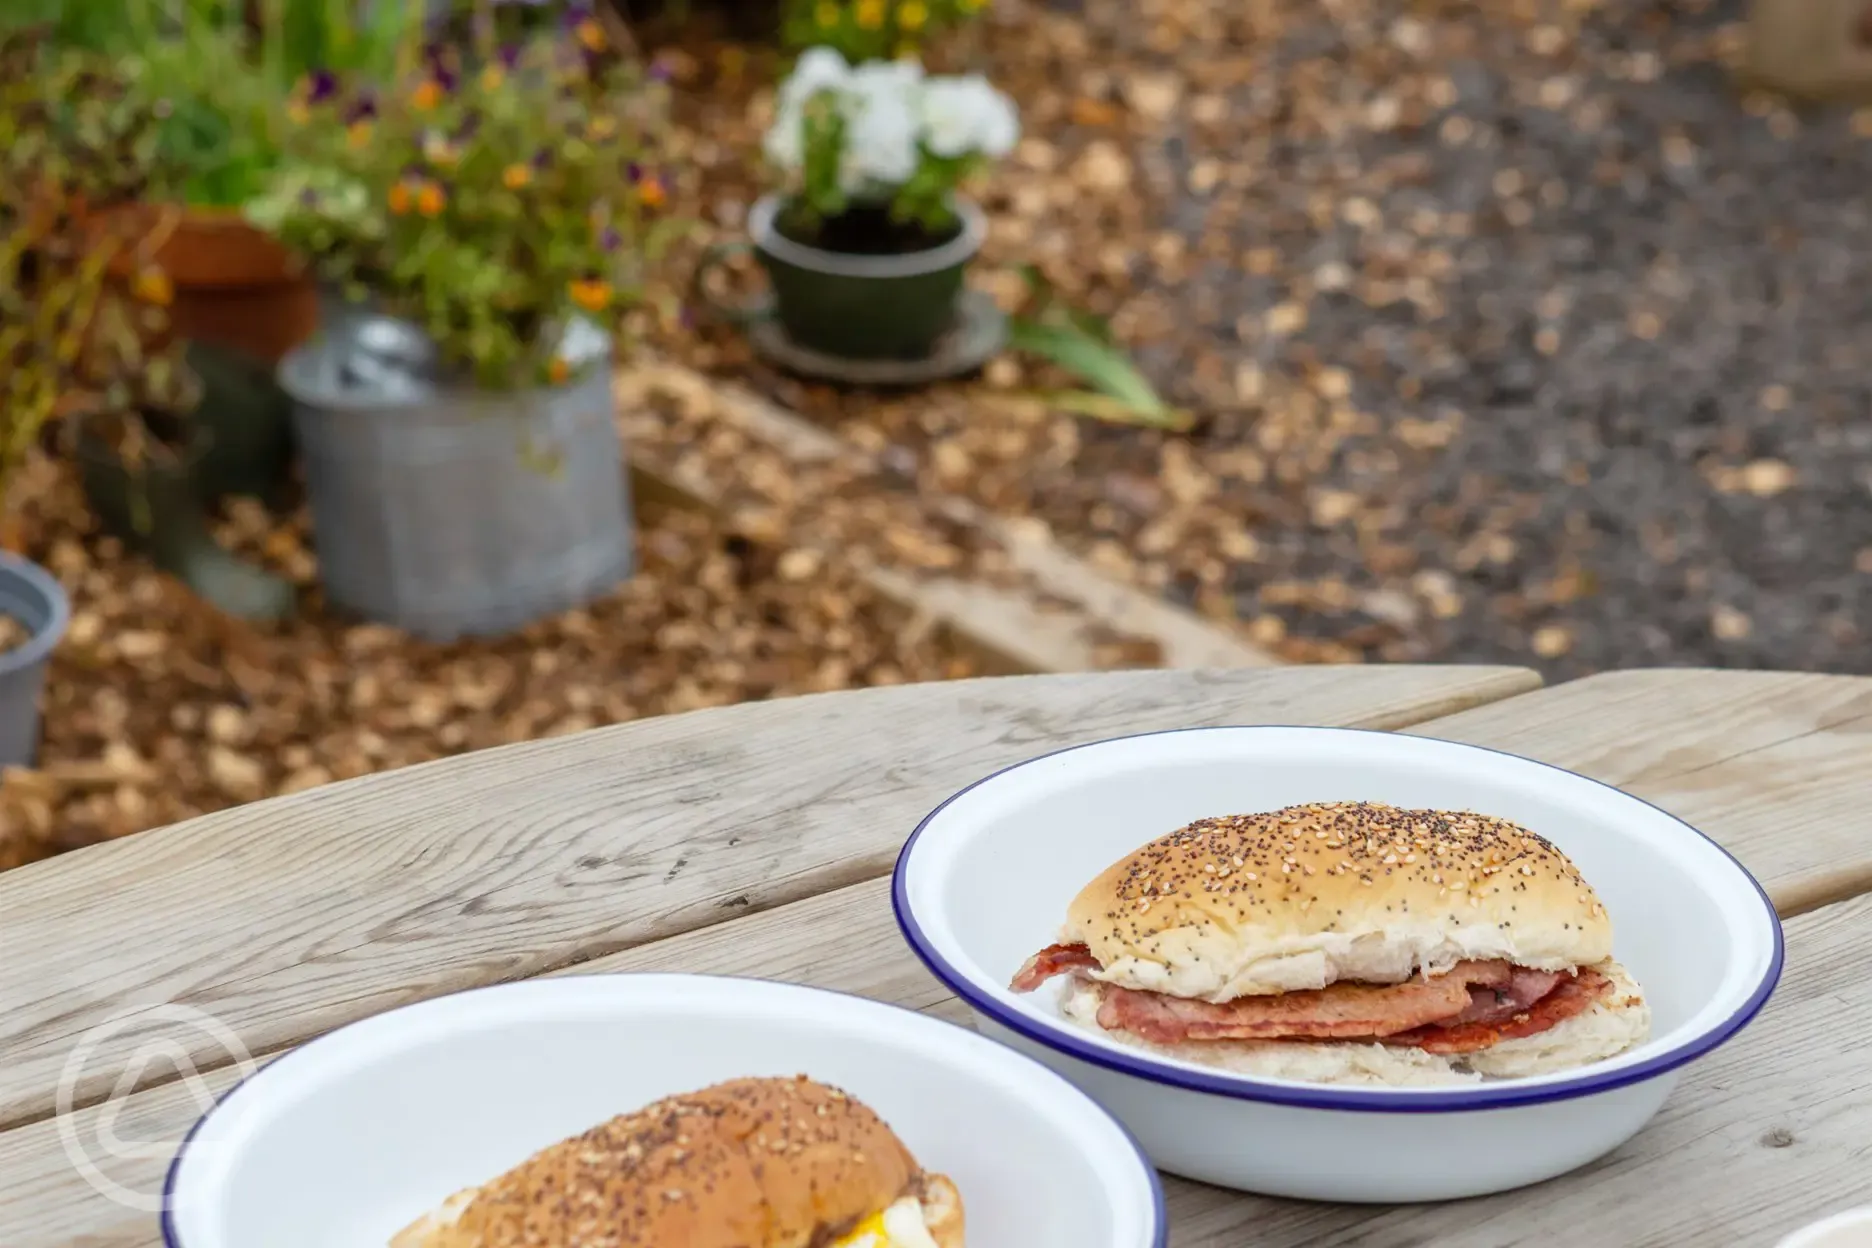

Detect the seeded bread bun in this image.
[390,1075,963,1248]
[1063,802,1613,1002]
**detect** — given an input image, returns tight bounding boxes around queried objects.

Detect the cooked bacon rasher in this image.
[1010,942,1610,1054]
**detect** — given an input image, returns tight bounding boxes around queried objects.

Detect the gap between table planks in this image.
[0,664,1533,1134]
[4,666,1870,1248]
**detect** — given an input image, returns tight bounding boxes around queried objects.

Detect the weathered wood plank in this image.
[617,361,1278,674]
[1410,669,1872,903]
[0,665,1533,1134]
[9,877,1869,1248]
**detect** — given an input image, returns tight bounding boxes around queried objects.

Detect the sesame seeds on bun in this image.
[392,1075,963,1248]
[1063,802,1614,1003]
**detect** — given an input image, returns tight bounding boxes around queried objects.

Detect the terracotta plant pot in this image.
[694,194,985,362]
[102,206,319,365]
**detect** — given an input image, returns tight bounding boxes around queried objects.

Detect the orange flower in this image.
[131,267,173,307]
[576,18,607,51]
[388,182,413,215]
[637,176,666,208]
[548,355,571,385]
[568,279,612,312]
[412,79,443,111]
[416,182,446,217]
[480,65,505,91]
[347,120,373,148]
[502,163,532,190]
[287,100,310,125]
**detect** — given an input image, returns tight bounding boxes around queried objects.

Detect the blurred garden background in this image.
[0,0,1866,869]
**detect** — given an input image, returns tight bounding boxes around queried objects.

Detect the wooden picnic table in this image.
[1,663,1868,1248]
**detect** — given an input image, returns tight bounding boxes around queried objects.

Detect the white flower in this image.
[842,57,923,117]
[778,46,852,110]
[827,59,926,191]
[974,84,1021,158]
[841,90,921,189]
[766,49,854,172]
[763,102,805,171]
[919,74,1021,160]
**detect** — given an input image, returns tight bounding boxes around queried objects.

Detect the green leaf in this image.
[1005,317,1189,431]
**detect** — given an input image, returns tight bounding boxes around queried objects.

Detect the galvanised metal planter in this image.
[698,194,986,362]
[277,313,634,642]
[0,552,70,768]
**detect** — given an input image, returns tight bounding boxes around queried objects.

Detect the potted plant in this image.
[71,0,414,367]
[0,226,87,767]
[246,7,680,640]
[2,33,297,625]
[696,48,1017,361]
[0,32,131,765]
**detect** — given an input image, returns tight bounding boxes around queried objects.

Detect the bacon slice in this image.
[1010,942,1101,992]
[1442,966,1566,1028]
[1385,968,1612,1054]
[1010,936,1610,1055]
[1092,960,1515,1045]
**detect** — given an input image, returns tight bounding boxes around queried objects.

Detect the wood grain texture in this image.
[1410,669,1872,901]
[0,665,1533,1133]
[10,878,1870,1248]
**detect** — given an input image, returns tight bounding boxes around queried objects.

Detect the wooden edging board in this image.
[615,361,1278,676]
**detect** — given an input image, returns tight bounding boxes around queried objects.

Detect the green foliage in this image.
[247,12,684,390]
[782,0,985,63]
[0,31,199,510]
[1007,267,1189,430]
[14,0,420,211]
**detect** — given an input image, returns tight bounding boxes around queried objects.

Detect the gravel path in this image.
[1129,0,1871,678]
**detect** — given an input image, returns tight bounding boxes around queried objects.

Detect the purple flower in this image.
[422,43,460,91]
[307,70,339,103]
[599,226,621,251]
[530,147,552,170]
[343,91,378,124]
[560,4,594,30]
[625,162,642,182]
[298,186,321,207]
[648,57,673,82]
[498,42,523,69]
[678,304,695,329]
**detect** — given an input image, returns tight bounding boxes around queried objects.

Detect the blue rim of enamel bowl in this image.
[892,725,1786,1114]
[158,975,1170,1248]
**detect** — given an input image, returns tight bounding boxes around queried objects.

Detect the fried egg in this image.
[833,1195,942,1248]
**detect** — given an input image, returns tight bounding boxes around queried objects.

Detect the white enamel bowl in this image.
[894,726,1784,1203]
[1779,1208,1872,1247]
[162,975,1166,1248]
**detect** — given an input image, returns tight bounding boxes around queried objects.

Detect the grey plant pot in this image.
[0,552,71,768]
[277,316,635,642]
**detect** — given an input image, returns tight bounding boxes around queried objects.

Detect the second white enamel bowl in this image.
[893,725,1784,1203]
[161,974,1166,1247]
